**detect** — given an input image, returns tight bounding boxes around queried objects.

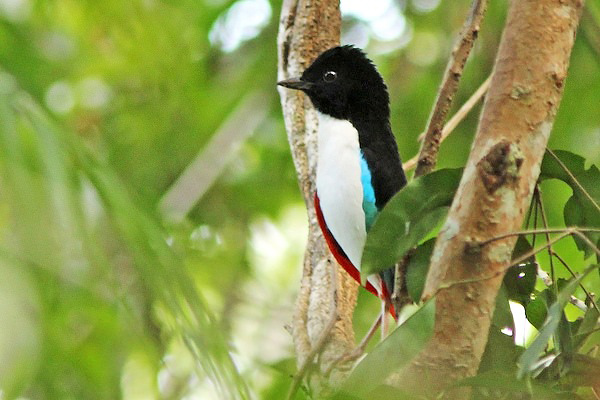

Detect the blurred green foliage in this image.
[0,0,599,399]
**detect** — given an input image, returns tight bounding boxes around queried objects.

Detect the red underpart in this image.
[314,193,396,319]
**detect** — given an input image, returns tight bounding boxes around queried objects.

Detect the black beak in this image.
[277,77,312,91]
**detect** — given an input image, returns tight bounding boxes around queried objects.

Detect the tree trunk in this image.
[276,0,358,393]
[396,0,584,397]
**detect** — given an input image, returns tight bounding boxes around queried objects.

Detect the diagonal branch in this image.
[438,228,600,294]
[551,251,599,312]
[475,227,600,247]
[438,232,599,297]
[413,0,488,178]
[159,91,269,220]
[403,75,491,172]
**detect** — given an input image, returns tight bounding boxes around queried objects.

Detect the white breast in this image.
[316,112,382,293]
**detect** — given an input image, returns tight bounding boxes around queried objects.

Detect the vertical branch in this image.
[396,0,585,397]
[414,0,488,178]
[276,0,359,393]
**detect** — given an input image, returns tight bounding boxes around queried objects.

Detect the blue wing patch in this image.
[359,152,378,231]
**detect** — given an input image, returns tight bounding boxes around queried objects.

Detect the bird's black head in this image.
[278,45,390,123]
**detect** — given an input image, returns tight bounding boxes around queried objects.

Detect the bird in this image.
[278,45,407,318]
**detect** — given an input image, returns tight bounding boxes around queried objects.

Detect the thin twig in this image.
[355,314,382,356]
[538,268,553,286]
[535,187,556,293]
[475,227,600,248]
[552,251,598,309]
[573,231,600,258]
[532,191,539,248]
[159,91,269,220]
[546,149,600,214]
[436,228,600,294]
[392,261,404,317]
[510,232,573,269]
[552,251,598,312]
[381,302,389,340]
[569,296,589,312]
[524,187,536,237]
[417,75,492,143]
[404,75,491,171]
[391,250,413,321]
[323,314,382,377]
[538,262,590,313]
[439,232,574,291]
[414,0,488,178]
[286,262,339,400]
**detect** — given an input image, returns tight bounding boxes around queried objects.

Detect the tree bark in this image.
[396,0,584,397]
[276,0,358,393]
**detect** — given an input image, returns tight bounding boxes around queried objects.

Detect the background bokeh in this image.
[0,0,599,398]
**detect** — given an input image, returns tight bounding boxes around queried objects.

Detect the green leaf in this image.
[517,265,597,379]
[405,238,435,302]
[362,168,462,278]
[572,303,600,350]
[540,150,600,259]
[577,303,600,337]
[526,295,548,331]
[503,236,537,306]
[457,370,576,399]
[478,286,520,374]
[267,357,296,376]
[330,385,414,400]
[478,328,520,374]
[556,308,574,356]
[561,354,600,388]
[492,285,515,334]
[340,299,435,398]
[525,286,573,360]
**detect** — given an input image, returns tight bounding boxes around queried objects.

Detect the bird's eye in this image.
[323,71,337,82]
